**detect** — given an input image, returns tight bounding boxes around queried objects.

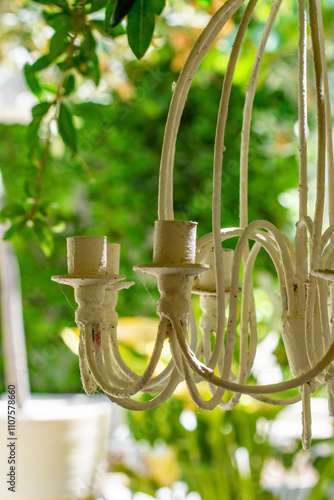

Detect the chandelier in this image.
[52,0,334,450]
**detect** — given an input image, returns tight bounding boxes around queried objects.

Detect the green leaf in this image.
[111,0,136,27]
[31,54,52,72]
[89,60,101,84]
[81,29,96,59]
[127,0,155,59]
[89,0,108,13]
[28,102,52,143]
[35,202,49,218]
[153,0,165,15]
[32,101,52,119]
[43,10,60,21]
[42,11,72,31]
[24,64,42,99]
[63,74,75,95]
[105,0,116,29]
[49,27,70,59]
[33,221,54,257]
[3,222,25,241]
[24,180,35,198]
[0,204,26,220]
[27,116,44,149]
[58,103,77,153]
[57,58,72,71]
[91,19,126,37]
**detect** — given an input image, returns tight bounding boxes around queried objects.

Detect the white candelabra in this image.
[52,0,334,449]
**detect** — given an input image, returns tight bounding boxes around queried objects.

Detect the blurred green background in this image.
[1,0,334,498]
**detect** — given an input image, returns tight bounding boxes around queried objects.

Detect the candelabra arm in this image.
[169,312,334,395]
[300,383,312,450]
[78,329,97,395]
[101,287,138,384]
[74,284,106,395]
[199,295,218,362]
[105,368,182,411]
[158,0,246,220]
[212,0,258,390]
[327,381,334,417]
[101,296,176,392]
[84,318,169,398]
[239,0,283,229]
[309,0,326,271]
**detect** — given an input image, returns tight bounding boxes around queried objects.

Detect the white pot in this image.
[0,394,113,500]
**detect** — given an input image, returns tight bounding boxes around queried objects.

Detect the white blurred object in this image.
[252,331,283,385]
[187,493,201,500]
[0,64,36,124]
[235,447,251,479]
[0,394,112,500]
[0,170,30,408]
[268,398,333,447]
[262,454,318,500]
[179,409,197,431]
[101,481,132,500]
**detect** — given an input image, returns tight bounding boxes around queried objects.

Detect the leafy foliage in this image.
[0,0,170,251]
[127,400,278,499]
